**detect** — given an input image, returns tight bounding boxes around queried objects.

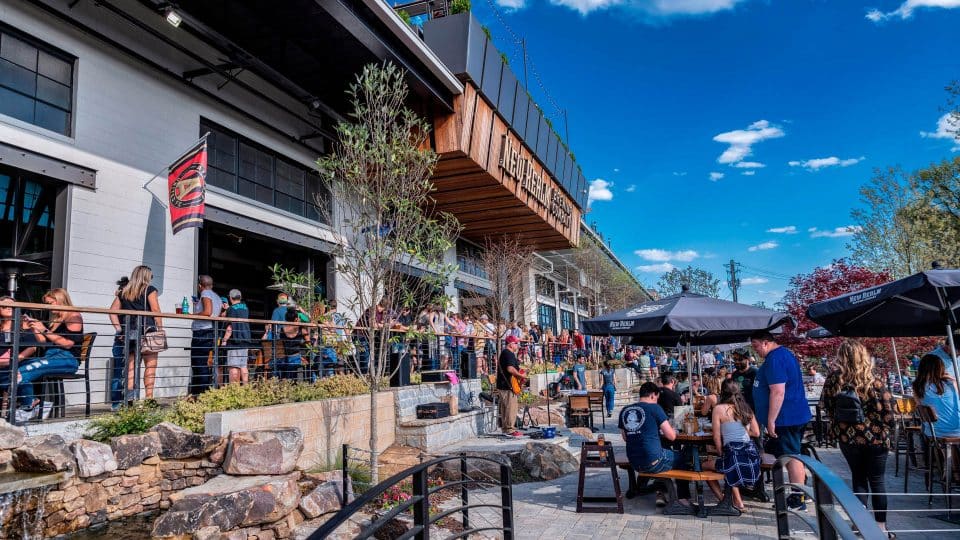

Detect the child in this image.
[221,289,251,385]
[703,378,761,512]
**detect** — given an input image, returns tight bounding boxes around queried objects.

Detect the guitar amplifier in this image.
[421,369,454,383]
[416,402,451,419]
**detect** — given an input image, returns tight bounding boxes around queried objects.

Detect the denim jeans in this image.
[18,348,78,408]
[602,384,616,414]
[633,448,692,499]
[110,335,125,405]
[190,329,214,396]
[276,355,300,380]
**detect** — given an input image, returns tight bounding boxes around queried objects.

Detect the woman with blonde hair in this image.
[819,339,895,538]
[700,373,722,416]
[18,288,84,421]
[110,265,162,401]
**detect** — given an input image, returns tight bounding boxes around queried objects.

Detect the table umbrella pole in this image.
[890,337,904,395]
[946,324,960,397]
[686,340,692,395]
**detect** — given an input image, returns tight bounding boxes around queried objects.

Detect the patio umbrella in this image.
[806,268,960,388]
[582,287,791,392]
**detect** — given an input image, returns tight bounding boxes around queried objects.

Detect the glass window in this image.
[536,275,555,298]
[538,303,557,334]
[0,26,73,136]
[200,119,328,223]
[560,309,574,330]
[456,240,488,279]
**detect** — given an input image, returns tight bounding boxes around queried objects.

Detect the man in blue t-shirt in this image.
[573,354,587,390]
[750,330,811,511]
[619,382,690,506]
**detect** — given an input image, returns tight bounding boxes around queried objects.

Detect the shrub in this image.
[450,0,470,15]
[165,376,370,432]
[397,9,412,24]
[86,401,165,442]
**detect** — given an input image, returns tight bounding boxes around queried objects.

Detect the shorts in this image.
[227,349,248,368]
[768,424,805,457]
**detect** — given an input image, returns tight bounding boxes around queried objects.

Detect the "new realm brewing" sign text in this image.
[498,135,573,229]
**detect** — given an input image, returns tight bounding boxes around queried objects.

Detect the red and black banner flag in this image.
[167,137,207,235]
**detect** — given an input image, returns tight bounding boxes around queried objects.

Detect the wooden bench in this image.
[614,454,726,516]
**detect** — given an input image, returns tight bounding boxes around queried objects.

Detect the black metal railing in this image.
[315,449,514,540]
[773,454,886,539]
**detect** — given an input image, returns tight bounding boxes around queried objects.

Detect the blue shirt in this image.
[753,346,812,428]
[601,368,616,389]
[573,364,587,388]
[619,402,668,468]
[920,383,960,437]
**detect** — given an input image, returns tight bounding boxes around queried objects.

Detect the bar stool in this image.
[916,404,960,509]
[893,396,918,477]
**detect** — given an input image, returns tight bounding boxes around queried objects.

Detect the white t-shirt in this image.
[192,289,223,331]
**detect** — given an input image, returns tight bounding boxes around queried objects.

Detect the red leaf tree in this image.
[780,258,939,365]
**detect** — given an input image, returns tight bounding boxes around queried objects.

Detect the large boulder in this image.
[298,482,341,519]
[12,434,74,473]
[0,419,25,449]
[439,451,511,482]
[222,428,303,476]
[518,442,578,481]
[110,432,161,469]
[527,406,565,427]
[71,439,118,478]
[150,422,221,459]
[303,470,353,504]
[153,473,300,537]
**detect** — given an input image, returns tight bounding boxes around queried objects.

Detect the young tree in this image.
[478,234,535,349]
[779,258,938,361]
[656,265,721,298]
[573,235,650,314]
[316,63,461,480]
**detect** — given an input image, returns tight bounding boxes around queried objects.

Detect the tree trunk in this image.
[369,386,379,484]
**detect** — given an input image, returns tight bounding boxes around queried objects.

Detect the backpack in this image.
[834,385,866,424]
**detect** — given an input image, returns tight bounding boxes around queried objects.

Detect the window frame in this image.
[200,119,328,224]
[0,22,75,137]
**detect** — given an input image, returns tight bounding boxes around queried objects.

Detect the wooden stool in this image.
[576,441,623,513]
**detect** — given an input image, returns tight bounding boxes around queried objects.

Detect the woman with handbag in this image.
[819,339,896,538]
[111,265,163,402]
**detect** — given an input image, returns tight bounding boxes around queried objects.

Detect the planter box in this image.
[204,391,397,470]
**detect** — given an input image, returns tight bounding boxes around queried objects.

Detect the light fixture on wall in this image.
[165,8,182,27]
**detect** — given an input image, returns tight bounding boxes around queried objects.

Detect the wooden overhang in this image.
[432,83,581,251]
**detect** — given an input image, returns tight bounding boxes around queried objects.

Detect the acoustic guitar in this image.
[510,369,528,395]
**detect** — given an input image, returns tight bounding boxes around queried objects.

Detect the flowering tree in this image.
[780,258,938,363]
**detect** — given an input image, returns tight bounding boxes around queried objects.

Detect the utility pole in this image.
[728,259,741,303]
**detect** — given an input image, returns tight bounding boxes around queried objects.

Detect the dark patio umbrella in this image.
[806,268,960,384]
[805,327,834,339]
[582,288,791,383]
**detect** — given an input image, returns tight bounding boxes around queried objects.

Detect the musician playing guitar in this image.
[496,335,526,437]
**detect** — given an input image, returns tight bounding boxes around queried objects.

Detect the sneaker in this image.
[508,431,524,437]
[786,493,807,512]
[655,492,667,507]
[15,407,37,424]
[607,412,613,418]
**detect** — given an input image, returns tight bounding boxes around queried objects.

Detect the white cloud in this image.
[635,249,700,262]
[920,113,960,151]
[741,277,769,285]
[546,0,749,17]
[626,184,636,192]
[713,120,785,166]
[614,168,621,173]
[709,172,725,181]
[734,161,765,168]
[866,0,960,22]
[672,171,688,176]
[810,225,862,238]
[748,241,779,252]
[767,226,797,234]
[496,0,527,8]
[588,178,613,204]
[636,262,675,273]
[741,171,756,176]
[788,156,865,171]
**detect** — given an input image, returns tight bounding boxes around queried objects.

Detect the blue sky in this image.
[467,0,960,305]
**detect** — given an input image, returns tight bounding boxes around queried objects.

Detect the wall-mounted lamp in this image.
[165,8,182,27]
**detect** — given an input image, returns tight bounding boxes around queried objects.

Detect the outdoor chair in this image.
[916,404,960,509]
[38,332,96,419]
[893,396,920,477]
[567,395,593,430]
[587,390,605,428]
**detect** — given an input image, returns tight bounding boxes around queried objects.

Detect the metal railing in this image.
[314,447,514,539]
[0,300,519,424]
[772,454,886,539]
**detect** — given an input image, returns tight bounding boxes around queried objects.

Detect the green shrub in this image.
[397,9,412,24]
[165,376,370,432]
[450,0,470,15]
[86,401,165,442]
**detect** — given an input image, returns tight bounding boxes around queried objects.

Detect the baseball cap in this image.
[277,293,289,305]
[229,289,242,299]
[505,335,520,344]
